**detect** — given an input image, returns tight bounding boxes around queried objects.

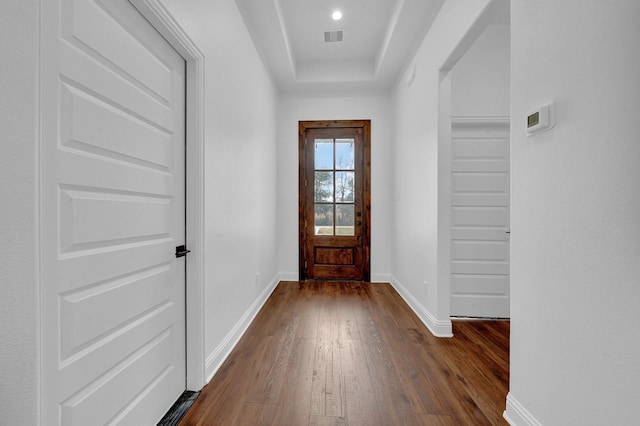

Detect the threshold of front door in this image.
[158,390,200,426]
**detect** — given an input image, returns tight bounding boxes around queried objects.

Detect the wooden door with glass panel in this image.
[299,120,370,281]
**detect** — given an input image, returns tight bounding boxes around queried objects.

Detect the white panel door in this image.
[42,0,186,424]
[450,119,510,318]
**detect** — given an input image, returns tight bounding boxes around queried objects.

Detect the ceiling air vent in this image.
[324,30,343,43]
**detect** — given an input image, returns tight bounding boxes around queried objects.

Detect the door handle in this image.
[175,244,191,258]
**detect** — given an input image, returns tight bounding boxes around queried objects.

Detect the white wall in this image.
[452,23,510,117]
[0,1,40,423]
[277,95,393,282]
[390,0,503,334]
[506,1,640,424]
[158,0,280,377]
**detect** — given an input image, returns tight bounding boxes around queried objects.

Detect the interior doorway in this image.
[447,6,511,318]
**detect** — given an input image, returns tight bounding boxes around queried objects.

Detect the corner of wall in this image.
[371,273,392,283]
[205,274,280,382]
[503,393,542,426]
[390,275,453,337]
[278,272,299,282]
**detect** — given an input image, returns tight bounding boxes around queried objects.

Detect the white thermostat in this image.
[526,102,555,136]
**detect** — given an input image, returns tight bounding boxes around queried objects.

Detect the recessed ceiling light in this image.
[332,10,342,20]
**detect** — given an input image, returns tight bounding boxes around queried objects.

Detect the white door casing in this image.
[450,117,510,318]
[41,0,186,423]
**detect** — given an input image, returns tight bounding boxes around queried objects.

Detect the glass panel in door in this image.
[313,138,355,236]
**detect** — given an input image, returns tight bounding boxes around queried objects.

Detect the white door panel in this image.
[61,332,174,425]
[451,229,509,241]
[60,83,174,169]
[451,160,509,172]
[59,43,174,130]
[452,263,509,275]
[43,0,186,424]
[58,151,173,197]
[452,172,509,193]
[452,206,509,228]
[60,189,171,250]
[58,304,175,396]
[452,137,507,159]
[452,240,508,261]
[451,194,508,206]
[452,275,509,296]
[450,120,510,318]
[65,0,175,102]
[57,240,175,292]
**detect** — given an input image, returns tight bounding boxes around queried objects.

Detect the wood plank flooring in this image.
[179,281,509,426]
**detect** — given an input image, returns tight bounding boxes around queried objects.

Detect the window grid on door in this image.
[313,138,355,236]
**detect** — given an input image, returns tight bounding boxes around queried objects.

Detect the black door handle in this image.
[175,245,191,258]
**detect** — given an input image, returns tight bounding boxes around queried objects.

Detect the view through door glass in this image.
[299,121,371,281]
[314,138,356,236]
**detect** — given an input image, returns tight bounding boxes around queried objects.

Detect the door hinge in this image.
[175,244,191,258]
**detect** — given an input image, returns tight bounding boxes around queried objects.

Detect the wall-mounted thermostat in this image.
[526,102,555,136]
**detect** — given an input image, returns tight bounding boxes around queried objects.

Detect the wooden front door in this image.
[299,120,371,281]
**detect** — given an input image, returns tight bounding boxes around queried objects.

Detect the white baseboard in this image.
[204,275,279,382]
[390,275,453,337]
[503,393,542,426]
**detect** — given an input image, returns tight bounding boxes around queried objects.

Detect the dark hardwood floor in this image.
[180,281,509,426]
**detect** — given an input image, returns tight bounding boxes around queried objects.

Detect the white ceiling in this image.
[236,0,446,96]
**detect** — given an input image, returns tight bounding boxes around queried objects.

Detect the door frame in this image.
[298,120,371,281]
[37,2,206,420]
[429,1,507,333]
[128,0,206,393]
